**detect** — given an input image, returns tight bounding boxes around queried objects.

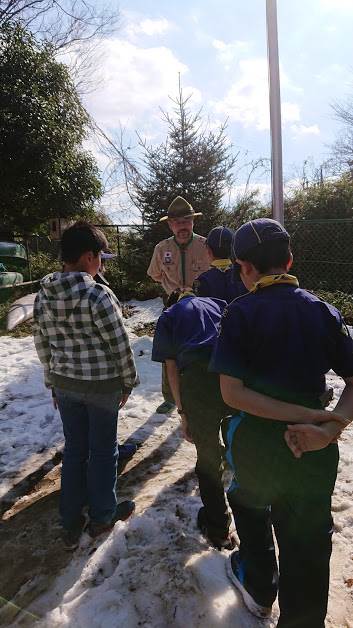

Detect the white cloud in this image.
[320,0,353,10]
[315,64,352,87]
[212,39,251,70]
[291,123,321,137]
[212,57,301,131]
[231,182,271,202]
[125,17,173,38]
[82,39,200,129]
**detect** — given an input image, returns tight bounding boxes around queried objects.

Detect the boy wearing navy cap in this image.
[210,218,353,627]
[152,292,236,550]
[193,226,244,303]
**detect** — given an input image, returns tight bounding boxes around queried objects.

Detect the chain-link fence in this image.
[286,219,353,293]
[25,219,353,295]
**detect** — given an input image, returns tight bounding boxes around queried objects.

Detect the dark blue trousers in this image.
[226,414,339,628]
[55,387,121,529]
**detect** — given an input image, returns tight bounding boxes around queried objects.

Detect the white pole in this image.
[266,0,284,224]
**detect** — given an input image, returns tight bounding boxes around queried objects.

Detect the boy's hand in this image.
[119,392,130,409]
[180,413,194,443]
[284,420,343,458]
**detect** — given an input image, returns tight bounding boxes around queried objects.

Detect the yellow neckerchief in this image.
[250,273,299,293]
[211,258,232,271]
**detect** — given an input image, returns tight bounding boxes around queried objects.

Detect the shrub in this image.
[30,251,61,280]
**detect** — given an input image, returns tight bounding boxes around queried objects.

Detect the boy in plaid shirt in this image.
[33,222,137,548]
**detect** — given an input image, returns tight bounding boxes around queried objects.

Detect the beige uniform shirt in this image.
[147,234,210,295]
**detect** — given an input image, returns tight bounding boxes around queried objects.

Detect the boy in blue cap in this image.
[193,226,244,303]
[152,292,236,550]
[210,218,353,627]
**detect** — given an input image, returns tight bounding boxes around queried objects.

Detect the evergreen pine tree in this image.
[129,82,237,246]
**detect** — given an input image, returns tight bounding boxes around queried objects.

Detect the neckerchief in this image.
[211,258,232,271]
[174,234,194,289]
[250,273,299,293]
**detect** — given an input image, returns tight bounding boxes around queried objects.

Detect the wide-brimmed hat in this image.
[159,196,203,222]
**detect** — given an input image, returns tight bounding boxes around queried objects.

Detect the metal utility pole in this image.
[266,0,284,224]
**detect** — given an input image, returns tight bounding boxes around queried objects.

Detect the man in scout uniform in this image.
[193,225,245,303]
[152,292,235,550]
[147,196,210,413]
[210,218,353,627]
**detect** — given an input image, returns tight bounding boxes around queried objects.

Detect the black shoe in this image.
[155,401,175,414]
[118,443,137,461]
[61,515,86,551]
[88,500,135,538]
[197,507,236,551]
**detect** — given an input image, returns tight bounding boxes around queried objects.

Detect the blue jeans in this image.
[55,387,121,529]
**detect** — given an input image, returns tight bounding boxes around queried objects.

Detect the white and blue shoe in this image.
[226,552,273,619]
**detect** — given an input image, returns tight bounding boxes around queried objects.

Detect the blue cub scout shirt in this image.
[210,284,353,405]
[152,296,227,370]
[194,266,245,304]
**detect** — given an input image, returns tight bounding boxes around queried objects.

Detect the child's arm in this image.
[220,374,346,425]
[93,293,137,392]
[165,359,193,443]
[33,298,52,388]
[285,377,353,457]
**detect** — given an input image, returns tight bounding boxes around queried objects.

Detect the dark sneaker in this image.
[197,507,237,551]
[118,443,137,460]
[88,500,135,538]
[226,552,272,619]
[61,515,86,551]
[155,401,175,414]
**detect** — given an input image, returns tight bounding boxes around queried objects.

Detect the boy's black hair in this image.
[239,240,291,274]
[60,221,108,263]
[209,241,231,259]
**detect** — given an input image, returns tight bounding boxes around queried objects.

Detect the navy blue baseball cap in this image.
[206,226,234,258]
[232,218,290,259]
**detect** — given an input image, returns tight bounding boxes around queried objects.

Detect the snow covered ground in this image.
[0,299,353,627]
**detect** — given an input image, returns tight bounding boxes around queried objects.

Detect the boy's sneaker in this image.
[155,400,175,414]
[226,552,272,619]
[88,500,135,538]
[61,515,86,551]
[197,507,237,551]
[118,443,137,460]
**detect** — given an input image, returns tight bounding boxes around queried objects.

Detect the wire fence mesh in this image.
[286,219,353,293]
[26,219,353,295]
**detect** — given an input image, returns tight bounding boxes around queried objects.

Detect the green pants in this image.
[180,360,231,536]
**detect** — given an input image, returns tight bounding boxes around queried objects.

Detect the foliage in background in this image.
[30,252,61,280]
[284,174,353,221]
[0,23,102,234]
[128,84,237,236]
[224,189,270,230]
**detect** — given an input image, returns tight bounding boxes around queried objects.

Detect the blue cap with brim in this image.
[206,226,233,257]
[232,218,290,260]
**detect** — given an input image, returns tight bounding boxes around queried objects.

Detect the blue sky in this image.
[78,0,353,218]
